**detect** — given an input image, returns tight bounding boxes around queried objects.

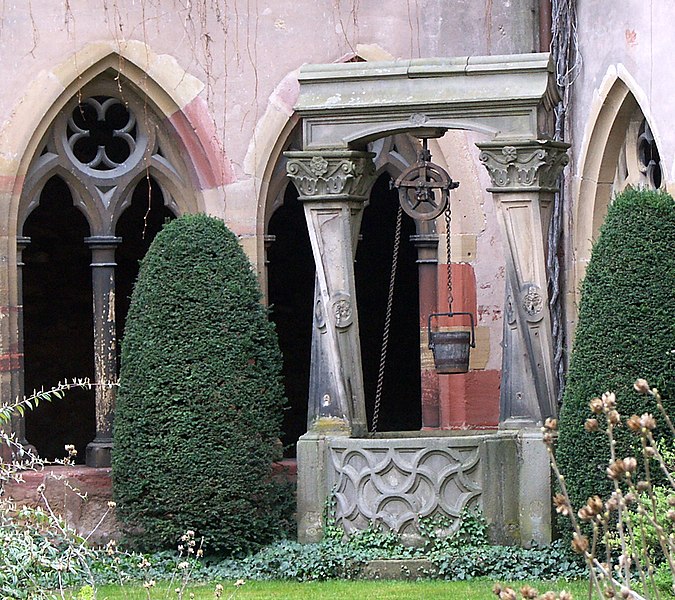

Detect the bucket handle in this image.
[428,312,476,349]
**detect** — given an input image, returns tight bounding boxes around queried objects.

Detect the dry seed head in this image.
[607,410,621,425]
[607,459,626,480]
[585,418,600,432]
[590,397,604,414]
[553,493,570,516]
[571,532,589,554]
[645,446,656,457]
[544,417,557,431]
[559,591,573,600]
[589,495,604,513]
[579,495,604,521]
[640,413,657,430]
[622,457,637,473]
[634,378,650,394]
[540,592,556,600]
[602,391,617,409]
[492,583,502,597]
[606,493,620,511]
[667,510,675,522]
[668,495,675,507]
[499,587,517,600]
[519,585,538,599]
[626,415,641,432]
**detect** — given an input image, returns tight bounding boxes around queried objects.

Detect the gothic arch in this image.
[2,41,233,242]
[572,66,664,309]
[4,43,233,466]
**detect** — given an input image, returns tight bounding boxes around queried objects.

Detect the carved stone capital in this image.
[285,151,376,201]
[477,140,569,193]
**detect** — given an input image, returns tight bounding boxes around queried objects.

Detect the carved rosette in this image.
[477,140,570,192]
[285,150,376,201]
[521,283,545,322]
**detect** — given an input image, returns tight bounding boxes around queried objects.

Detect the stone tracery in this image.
[17,79,196,467]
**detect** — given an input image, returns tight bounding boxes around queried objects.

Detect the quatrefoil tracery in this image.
[67,96,138,171]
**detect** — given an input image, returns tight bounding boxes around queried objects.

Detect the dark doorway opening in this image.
[356,174,421,431]
[23,176,94,462]
[267,185,314,457]
[115,176,175,349]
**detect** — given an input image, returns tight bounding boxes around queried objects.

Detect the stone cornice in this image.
[476,140,570,193]
[284,151,376,201]
[294,53,559,149]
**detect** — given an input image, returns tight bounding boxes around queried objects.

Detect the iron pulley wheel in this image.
[394,161,456,221]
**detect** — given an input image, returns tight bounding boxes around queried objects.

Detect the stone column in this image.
[84,236,122,467]
[477,140,569,426]
[286,151,375,543]
[12,237,32,451]
[285,151,376,437]
[411,233,440,429]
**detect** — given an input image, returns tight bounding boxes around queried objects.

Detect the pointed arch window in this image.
[614,111,663,193]
[18,77,197,466]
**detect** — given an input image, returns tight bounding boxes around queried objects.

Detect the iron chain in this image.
[445,204,453,312]
[371,203,403,434]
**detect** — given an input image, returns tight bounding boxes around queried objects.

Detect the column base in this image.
[86,440,113,467]
[499,417,540,430]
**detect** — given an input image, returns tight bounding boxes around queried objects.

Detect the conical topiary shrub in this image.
[556,188,675,512]
[112,213,289,554]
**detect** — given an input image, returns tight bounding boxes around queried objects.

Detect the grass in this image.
[77,579,593,599]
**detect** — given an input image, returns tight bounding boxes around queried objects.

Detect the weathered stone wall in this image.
[567,2,675,343]
[4,466,118,546]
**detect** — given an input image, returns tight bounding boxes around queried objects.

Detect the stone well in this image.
[297,428,551,547]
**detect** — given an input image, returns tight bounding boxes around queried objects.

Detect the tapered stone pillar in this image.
[477,140,569,426]
[285,151,376,437]
[84,236,121,467]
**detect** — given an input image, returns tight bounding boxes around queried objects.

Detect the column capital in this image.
[84,235,123,249]
[476,139,569,194]
[16,236,31,251]
[285,150,376,202]
[85,236,122,268]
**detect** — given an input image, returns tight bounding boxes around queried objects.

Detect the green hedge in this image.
[556,188,675,511]
[112,214,289,555]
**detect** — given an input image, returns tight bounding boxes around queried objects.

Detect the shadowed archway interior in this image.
[356,174,421,432]
[115,176,176,350]
[268,174,421,457]
[23,176,95,462]
[22,175,174,462]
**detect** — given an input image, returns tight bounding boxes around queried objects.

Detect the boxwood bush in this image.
[556,188,675,512]
[112,213,288,555]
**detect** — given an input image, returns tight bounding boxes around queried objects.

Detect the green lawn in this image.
[84,579,592,599]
